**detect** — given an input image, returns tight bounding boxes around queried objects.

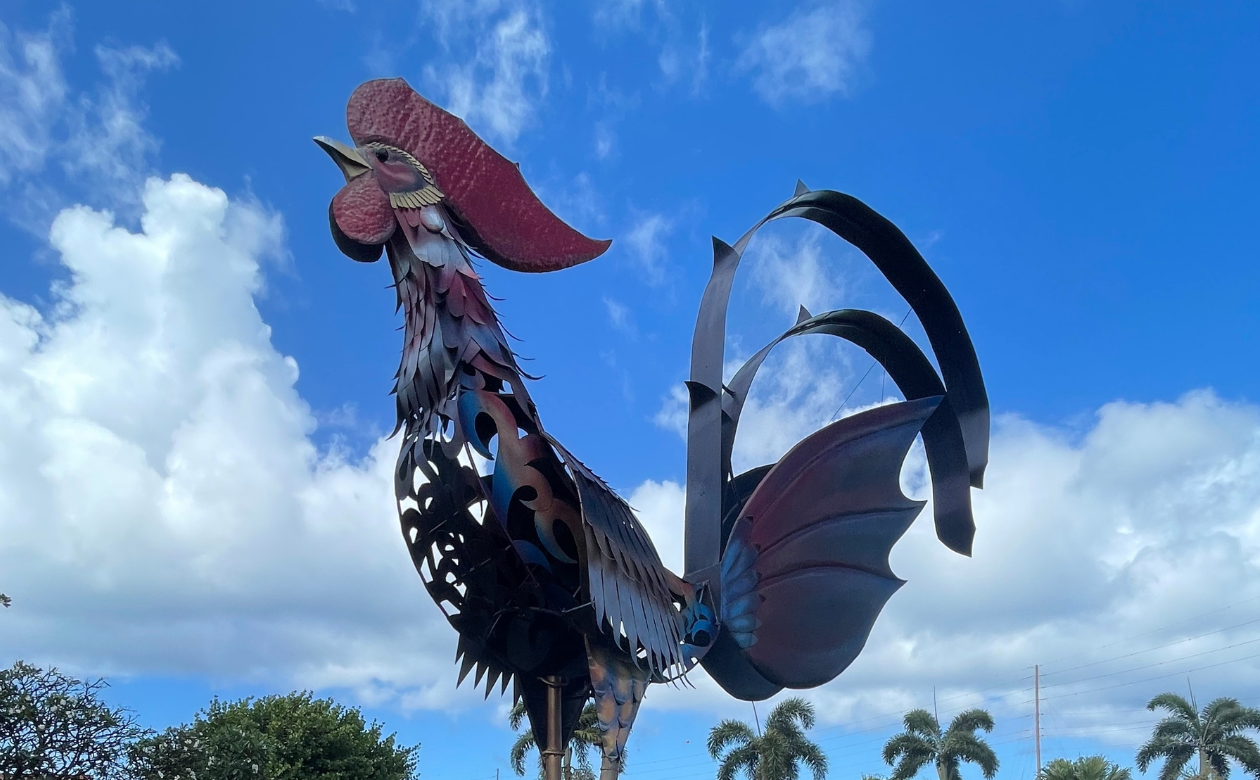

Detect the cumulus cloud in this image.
[639,222,1260,744]
[637,388,1260,747]
[419,0,549,144]
[738,0,872,106]
[0,174,471,710]
[4,175,1258,754]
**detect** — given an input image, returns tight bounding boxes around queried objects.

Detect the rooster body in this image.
[387,207,694,767]
[318,79,989,779]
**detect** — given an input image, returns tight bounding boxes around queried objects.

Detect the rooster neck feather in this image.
[386,215,525,442]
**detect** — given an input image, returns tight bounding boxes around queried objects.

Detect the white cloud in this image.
[636,384,1260,746]
[64,43,178,187]
[738,0,872,106]
[594,122,614,160]
[750,229,844,319]
[623,212,672,287]
[657,21,710,95]
[532,170,604,233]
[627,479,685,575]
[0,9,176,225]
[419,0,549,144]
[0,174,472,710]
[0,7,70,184]
[5,176,1259,752]
[603,296,636,336]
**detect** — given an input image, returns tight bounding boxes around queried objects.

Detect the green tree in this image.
[1136,693,1260,780]
[707,697,827,780]
[0,660,147,779]
[128,691,419,780]
[1040,756,1133,780]
[881,708,999,780]
[508,699,616,780]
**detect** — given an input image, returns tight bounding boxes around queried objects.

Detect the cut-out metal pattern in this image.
[318,78,991,778]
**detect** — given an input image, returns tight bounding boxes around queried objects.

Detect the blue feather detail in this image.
[719,518,762,648]
[512,540,552,571]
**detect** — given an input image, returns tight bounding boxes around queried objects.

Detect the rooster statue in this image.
[316,79,988,780]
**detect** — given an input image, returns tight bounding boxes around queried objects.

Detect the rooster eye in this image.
[374,148,389,162]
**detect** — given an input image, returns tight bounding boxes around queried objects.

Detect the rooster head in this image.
[315,78,610,271]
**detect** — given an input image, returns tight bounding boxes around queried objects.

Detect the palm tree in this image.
[509,699,617,780]
[881,708,999,780]
[707,697,828,780]
[1136,692,1260,780]
[1040,756,1133,780]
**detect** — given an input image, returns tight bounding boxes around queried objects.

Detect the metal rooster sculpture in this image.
[316,79,989,780]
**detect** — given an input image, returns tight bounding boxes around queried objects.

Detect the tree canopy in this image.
[128,691,420,780]
[707,697,827,780]
[1136,692,1260,780]
[1041,755,1133,780]
[0,661,147,779]
[881,707,999,780]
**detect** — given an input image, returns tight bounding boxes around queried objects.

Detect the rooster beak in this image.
[314,136,371,182]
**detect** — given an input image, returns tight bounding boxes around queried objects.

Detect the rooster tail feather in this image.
[700,398,936,699]
[684,185,989,583]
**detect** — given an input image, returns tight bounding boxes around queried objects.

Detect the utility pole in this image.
[1034,664,1041,779]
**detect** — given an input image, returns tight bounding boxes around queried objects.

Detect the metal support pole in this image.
[543,676,564,780]
[1034,664,1041,778]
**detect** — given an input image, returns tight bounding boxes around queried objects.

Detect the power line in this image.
[1041,634,1260,690]
[1040,615,1260,680]
[1036,648,1260,703]
[1037,594,1260,671]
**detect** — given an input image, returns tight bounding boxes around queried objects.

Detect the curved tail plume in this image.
[683,184,989,700]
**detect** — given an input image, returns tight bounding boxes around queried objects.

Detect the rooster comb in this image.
[346,78,611,272]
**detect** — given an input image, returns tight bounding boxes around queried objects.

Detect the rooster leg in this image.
[586,639,648,778]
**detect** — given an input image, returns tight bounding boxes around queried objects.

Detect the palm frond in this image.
[945,734,998,779]
[883,733,935,765]
[1040,757,1078,780]
[716,744,760,780]
[904,709,941,740]
[1139,736,1196,772]
[760,731,796,780]
[1218,734,1260,776]
[1153,717,1196,741]
[509,730,536,777]
[509,699,529,731]
[1106,763,1135,780]
[709,720,757,760]
[766,697,817,733]
[889,745,935,780]
[1154,744,1197,780]
[948,708,995,736]
[1149,693,1200,724]
[794,738,829,780]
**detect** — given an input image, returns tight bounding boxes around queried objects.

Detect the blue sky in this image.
[1,1,1258,779]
